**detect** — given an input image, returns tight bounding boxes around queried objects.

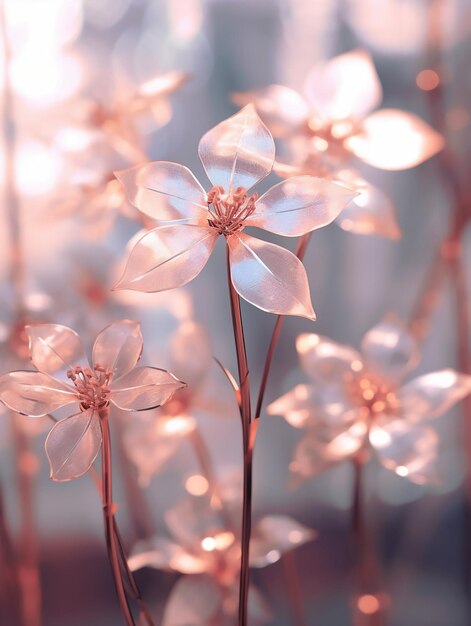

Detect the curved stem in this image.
[226,245,252,626]
[100,410,136,626]
[254,233,312,420]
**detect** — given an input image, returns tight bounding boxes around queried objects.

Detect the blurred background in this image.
[0,0,470,624]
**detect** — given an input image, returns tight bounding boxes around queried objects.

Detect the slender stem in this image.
[0,478,22,624]
[282,550,309,626]
[254,233,312,420]
[226,245,252,626]
[100,409,136,626]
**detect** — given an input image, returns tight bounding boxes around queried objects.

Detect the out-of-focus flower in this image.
[114,105,356,319]
[233,50,444,239]
[128,490,315,625]
[0,321,185,481]
[268,320,471,485]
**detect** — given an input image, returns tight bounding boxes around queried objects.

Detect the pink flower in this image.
[0,321,185,481]
[233,50,444,239]
[268,321,471,484]
[114,105,356,319]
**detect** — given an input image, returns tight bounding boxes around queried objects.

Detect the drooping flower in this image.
[268,320,471,484]
[233,50,444,239]
[114,105,356,319]
[128,489,315,625]
[0,321,185,481]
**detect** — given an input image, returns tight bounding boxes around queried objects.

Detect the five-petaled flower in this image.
[268,320,471,484]
[233,50,444,239]
[0,321,185,481]
[113,104,356,320]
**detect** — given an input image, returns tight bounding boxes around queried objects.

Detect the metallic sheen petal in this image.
[0,371,77,417]
[92,320,143,378]
[296,333,363,382]
[111,366,186,411]
[26,324,89,381]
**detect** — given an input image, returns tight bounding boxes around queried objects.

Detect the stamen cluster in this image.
[67,364,112,411]
[207,185,258,236]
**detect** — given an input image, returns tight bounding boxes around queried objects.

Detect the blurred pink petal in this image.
[0,371,77,417]
[267,384,320,428]
[92,320,143,378]
[228,233,316,319]
[232,85,310,137]
[370,418,440,485]
[304,50,382,122]
[169,321,212,387]
[360,320,419,383]
[45,409,101,482]
[134,71,189,105]
[115,162,208,223]
[198,104,275,191]
[334,175,401,239]
[346,109,444,170]
[162,574,221,626]
[129,537,209,574]
[296,333,363,382]
[245,176,356,237]
[251,516,316,567]
[111,367,185,411]
[398,370,471,421]
[26,324,88,380]
[114,225,218,293]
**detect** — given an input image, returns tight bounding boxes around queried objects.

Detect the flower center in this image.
[207,185,258,236]
[67,364,112,411]
[357,377,398,419]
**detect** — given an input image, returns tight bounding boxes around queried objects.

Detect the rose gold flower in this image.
[114,105,356,319]
[0,321,185,481]
[268,320,471,484]
[128,493,315,625]
[233,50,444,239]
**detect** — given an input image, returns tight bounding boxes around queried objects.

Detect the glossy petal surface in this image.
[115,162,208,223]
[26,324,88,380]
[114,224,218,293]
[346,109,444,170]
[92,320,143,378]
[198,104,275,191]
[296,333,363,382]
[162,575,221,626]
[361,321,419,383]
[111,367,185,411]
[228,233,316,319]
[304,50,382,121]
[398,370,471,421]
[169,321,212,387]
[251,516,315,567]
[232,85,310,137]
[0,371,77,417]
[246,176,356,237]
[45,410,101,482]
[129,537,209,574]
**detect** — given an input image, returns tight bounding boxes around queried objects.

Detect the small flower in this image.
[128,492,315,625]
[268,320,471,484]
[114,105,356,319]
[233,50,444,239]
[0,321,185,481]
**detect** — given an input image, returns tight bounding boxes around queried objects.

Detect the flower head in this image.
[114,105,356,319]
[0,321,185,481]
[268,320,471,484]
[233,50,444,239]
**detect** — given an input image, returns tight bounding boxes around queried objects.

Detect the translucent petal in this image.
[198,104,275,191]
[267,384,320,429]
[45,409,101,482]
[162,575,221,626]
[296,333,363,382]
[232,85,310,137]
[361,320,419,383]
[334,174,401,239]
[111,367,186,411]
[303,50,382,121]
[165,498,225,552]
[169,321,212,387]
[26,324,88,381]
[135,71,188,101]
[346,109,444,170]
[115,162,208,223]
[128,536,209,574]
[398,370,471,421]
[246,176,356,237]
[370,418,439,484]
[114,224,218,293]
[92,320,143,378]
[0,371,77,417]
[228,233,316,320]
[251,516,316,567]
